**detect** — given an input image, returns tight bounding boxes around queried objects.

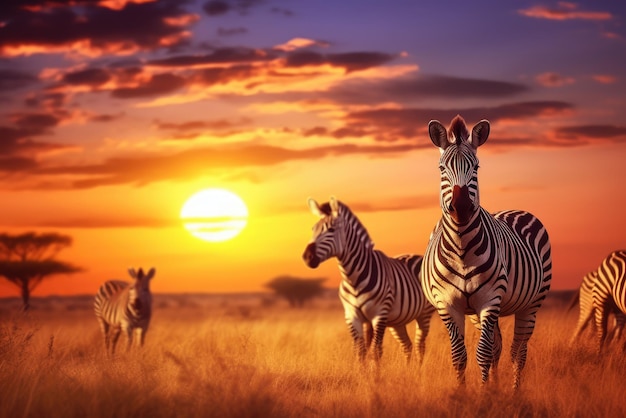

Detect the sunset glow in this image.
[180,189,248,243]
[0,1,625,298]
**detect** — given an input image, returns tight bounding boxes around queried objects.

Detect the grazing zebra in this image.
[302,197,435,364]
[421,115,552,389]
[592,250,626,352]
[569,270,626,345]
[94,267,155,355]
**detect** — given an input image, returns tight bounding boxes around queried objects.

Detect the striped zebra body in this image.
[570,270,626,345]
[94,267,155,354]
[303,197,435,363]
[422,116,552,389]
[592,250,626,351]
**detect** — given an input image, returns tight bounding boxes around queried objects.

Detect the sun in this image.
[180,188,248,242]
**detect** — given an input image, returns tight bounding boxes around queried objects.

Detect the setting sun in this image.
[180,188,248,243]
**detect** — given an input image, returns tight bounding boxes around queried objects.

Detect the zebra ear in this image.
[329,196,339,218]
[308,197,324,217]
[471,120,490,148]
[145,267,156,280]
[429,120,449,150]
[128,268,137,279]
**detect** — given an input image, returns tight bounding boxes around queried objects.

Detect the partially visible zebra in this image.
[592,250,626,352]
[302,197,435,364]
[569,270,626,346]
[421,116,552,389]
[94,267,155,354]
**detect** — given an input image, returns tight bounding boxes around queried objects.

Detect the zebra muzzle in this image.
[131,298,143,311]
[450,185,473,224]
[302,243,320,268]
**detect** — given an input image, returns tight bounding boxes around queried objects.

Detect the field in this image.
[1,291,625,418]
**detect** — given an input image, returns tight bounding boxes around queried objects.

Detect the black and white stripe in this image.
[94,267,155,354]
[592,250,626,351]
[570,270,625,346]
[302,197,435,363]
[421,116,552,389]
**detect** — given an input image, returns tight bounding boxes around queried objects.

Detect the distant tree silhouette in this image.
[0,232,82,310]
[265,276,327,307]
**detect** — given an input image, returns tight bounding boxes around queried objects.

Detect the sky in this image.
[1,0,626,297]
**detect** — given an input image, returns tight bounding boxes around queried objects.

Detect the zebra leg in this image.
[363,322,373,351]
[510,312,537,390]
[476,307,500,385]
[492,320,502,380]
[346,319,367,362]
[389,325,412,363]
[371,317,387,362]
[414,314,432,366]
[593,303,609,353]
[110,327,122,355]
[441,308,467,385]
[139,327,148,347]
[570,310,594,345]
[126,327,134,352]
[97,318,110,352]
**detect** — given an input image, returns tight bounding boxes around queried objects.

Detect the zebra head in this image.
[127,267,155,313]
[302,196,347,269]
[429,115,490,225]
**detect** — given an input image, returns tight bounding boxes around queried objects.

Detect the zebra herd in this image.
[91,116,626,390]
[301,115,626,390]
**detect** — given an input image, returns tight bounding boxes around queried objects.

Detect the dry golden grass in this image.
[1,292,625,418]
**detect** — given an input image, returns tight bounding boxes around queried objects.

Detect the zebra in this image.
[302,196,436,364]
[421,115,552,389]
[592,250,626,352]
[94,267,155,355]
[569,270,626,346]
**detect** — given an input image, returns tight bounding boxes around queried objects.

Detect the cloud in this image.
[62,68,111,87]
[148,47,273,67]
[0,1,195,57]
[202,0,266,16]
[154,117,253,139]
[553,125,626,142]
[340,101,574,142]
[284,50,398,73]
[31,142,424,189]
[0,69,38,91]
[111,73,187,98]
[518,2,613,21]
[323,74,529,105]
[30,216,175,229]
[591,74,617,84]
[12,112,60,130]
[535,72,575,87]
[0,125,71,166]
[274,38,328,52]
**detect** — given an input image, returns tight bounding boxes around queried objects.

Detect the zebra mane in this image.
[449,115,469,145]
[337,201,375,249]
[321,200,374,249]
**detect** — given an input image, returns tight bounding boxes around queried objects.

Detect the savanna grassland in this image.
[1,291,625,418]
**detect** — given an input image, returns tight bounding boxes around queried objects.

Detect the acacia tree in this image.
[0,232,82,310]
[265,276,327,307]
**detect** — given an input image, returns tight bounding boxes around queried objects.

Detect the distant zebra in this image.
[94,267,155,355]
[302,197,435,363]
[569,270,626,345]
[592,250,626,352]
[421,116,552,389]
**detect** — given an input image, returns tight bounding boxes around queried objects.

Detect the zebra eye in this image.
[328,227,335,233]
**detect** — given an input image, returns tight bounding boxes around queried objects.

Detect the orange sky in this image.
[1,1,626,298]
